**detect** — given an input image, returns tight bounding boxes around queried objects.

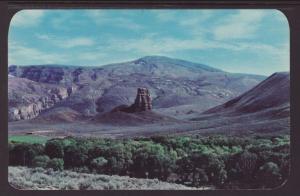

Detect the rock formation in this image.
[131,88,152,112]
[114,87,152,113]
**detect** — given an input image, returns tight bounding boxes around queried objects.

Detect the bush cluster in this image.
[8,166,197,190]
[9,134,290,189]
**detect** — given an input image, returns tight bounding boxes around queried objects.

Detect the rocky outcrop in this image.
[117,88,152,113]
[9,93,67,121]
[94,88,183,126]
[8,77,73,121]
[106,87,153,114]
[131,88,152,112]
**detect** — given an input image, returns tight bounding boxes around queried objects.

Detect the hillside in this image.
[8,56,265,121]
[204,72,290,117]
[184,72,290,135]
[93,110,183,126]
[33,107,84,123]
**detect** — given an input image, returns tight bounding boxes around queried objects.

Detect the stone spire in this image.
[132,88,152,112]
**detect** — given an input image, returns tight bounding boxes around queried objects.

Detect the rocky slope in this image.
[8,77,74,121]
[8,56,265,121]
[178,72,290,135]
[33,107,84,123]
[204,72,290,117]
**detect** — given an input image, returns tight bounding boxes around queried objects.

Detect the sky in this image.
[9,9,289,76]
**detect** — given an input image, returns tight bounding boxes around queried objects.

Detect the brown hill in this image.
[93,104,182,126]
[204,72,290,118]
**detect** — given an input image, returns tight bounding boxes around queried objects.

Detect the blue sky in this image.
[9,9,289,76]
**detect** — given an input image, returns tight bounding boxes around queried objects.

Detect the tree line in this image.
[9,134,290,189]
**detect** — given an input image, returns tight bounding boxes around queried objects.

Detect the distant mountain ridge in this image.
[8,56,266,121]
[8,56,265,83]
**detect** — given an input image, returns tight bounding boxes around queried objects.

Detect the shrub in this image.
[176,152,227,187]
[9,143,43,166]
[235,151,258,177]
[102,143,133,175]
[72,166,90,173]
[32,155,50,168]
[256,162,282,188]
[45,140,64,159]
[191,168,209,187]
[90,157,108,173]
[131,142,175,179]
[88,146,104,160]
[64,144,88,168]
[46,158,64,171]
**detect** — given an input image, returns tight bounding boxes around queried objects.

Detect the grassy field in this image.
[9,135,49,144]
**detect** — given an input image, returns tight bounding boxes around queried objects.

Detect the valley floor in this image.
[8,113,290,138]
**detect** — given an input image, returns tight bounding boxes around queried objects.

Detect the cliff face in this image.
[8,77,73,121]
[8,93,67,121]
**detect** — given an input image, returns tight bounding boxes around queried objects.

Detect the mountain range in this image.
[8,56,289,137]
[8,56,265,121]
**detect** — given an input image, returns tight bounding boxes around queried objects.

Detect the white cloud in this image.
[77,52,107,61]
[152,11,177,22]
[105,36,231,54]
[36,34,51,40]
[9,41,67,65]
[62,37,95,48]
[103,35,288,71]
[9,40,117,66]
[213,10,266,40]
[11,10,44,27]
[36,34,95,48]
[86,10,143,30]
[114,18,143,30]
[9,41,103,66]
[178,10,214,26]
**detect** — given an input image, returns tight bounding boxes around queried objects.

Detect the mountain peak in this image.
[138,55,173,61]
[134,55,223,73]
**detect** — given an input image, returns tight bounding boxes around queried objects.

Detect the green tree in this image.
[46,158,64,171]
[32,155,50,168]
[90,157,108,173]
[131,142,174,179]
[9,143,43,166]
[45,140,64,159]
[103,143,133,175]
[177,152,227,186]
[64,144,88,168]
